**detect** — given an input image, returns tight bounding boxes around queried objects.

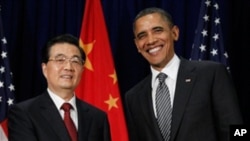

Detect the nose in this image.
[64,59,74,71]
[147,33,156,45]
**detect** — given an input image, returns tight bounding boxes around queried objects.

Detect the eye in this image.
[153,27,163,33]
[55,56,66,63]
[71,57,82,65]
[72,60,79,64]
[155,29,162,33]
[137,33,147,40]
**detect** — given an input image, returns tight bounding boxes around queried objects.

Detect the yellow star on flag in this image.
[104,94,119,110]
[109,70,117,84]
[79,39,95,71]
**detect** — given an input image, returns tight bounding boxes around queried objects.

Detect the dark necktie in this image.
[156,73,172,141]
[61,103,78,141]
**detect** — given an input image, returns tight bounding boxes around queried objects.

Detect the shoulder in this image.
[8,93,48,122]
[180,58,228,73]
[125,74,151,96]
[11,93,45,111]
[76,98,107,116]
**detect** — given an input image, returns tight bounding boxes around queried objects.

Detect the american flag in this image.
[190,0,230,71]
[0,8,15,141]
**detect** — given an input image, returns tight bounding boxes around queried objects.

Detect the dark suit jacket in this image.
[8,91,111,141]
[125,59,243,141]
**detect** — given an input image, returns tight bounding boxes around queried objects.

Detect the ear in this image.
[134,38,141,53]
[41,63,48,79]
[172,25,179,41]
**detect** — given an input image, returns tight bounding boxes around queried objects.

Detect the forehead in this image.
[134,13,168,32]
[50,43,80,56]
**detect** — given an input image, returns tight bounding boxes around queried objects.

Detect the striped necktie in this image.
[156,73,172,141]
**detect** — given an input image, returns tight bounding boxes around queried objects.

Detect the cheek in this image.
[137,47,143,53]
[76,70,82,77]
[135,41,145,52]
[76,67,84,75]
[45,66,60,78]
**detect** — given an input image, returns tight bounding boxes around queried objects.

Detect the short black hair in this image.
[42,34,86,63]
[133,7,174,32]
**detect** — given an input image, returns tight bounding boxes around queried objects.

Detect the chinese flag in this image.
[75,0,128,141]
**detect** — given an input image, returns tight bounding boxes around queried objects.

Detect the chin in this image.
[60,84,74,89]
[151,61,166,68]
[149,60,161,65]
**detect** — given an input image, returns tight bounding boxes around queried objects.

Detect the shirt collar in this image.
[151,54,180,84]
[47,88,77,111]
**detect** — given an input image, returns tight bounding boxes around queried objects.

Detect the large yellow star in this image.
[79,39,95,71]
[109,70,117,84]
[104,94,119,111]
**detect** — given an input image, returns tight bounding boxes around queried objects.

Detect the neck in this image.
[48,87,74,101]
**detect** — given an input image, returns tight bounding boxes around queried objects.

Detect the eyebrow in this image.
[53,54,81,58]
[53,54,65,57]
[152,26,164,31]
[135,26,164,39]
[72,55,82,59]
[136,31,146,39]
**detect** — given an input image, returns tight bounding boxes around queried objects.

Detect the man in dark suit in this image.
[8,34,111,141]
[124,7,243,141]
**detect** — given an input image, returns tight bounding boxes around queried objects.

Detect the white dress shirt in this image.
[47,88,78,129]
[151,54,180,117]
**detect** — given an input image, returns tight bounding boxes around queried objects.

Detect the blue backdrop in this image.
[1,0,249,124]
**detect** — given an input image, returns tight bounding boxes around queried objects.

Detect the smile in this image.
[148,46,162,54]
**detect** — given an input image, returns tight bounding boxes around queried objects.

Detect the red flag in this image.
[75,0,128,141]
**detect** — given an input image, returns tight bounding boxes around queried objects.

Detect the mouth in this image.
[60,75,73,79]
[147,46,162,54]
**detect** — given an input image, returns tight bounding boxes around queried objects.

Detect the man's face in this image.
[42,43,84,94]
[134,13,179,71]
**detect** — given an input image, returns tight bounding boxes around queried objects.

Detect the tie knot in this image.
[157,73,167,83]
[61,103,73,112]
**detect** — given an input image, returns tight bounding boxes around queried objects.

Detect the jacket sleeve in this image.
[8,105,38,141]
[212,64,243,140]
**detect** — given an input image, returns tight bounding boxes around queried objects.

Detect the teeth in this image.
[61,75,72,79]
[148,47,161,54]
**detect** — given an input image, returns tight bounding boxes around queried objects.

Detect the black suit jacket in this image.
[125,59,243,141]
[8,91,111,141]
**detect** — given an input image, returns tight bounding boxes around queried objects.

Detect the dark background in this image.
[1,0,249,124]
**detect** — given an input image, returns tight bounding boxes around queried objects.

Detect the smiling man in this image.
[124,7,243,141]
[8,34,111,141]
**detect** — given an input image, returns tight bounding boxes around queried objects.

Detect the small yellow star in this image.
[79,39,95,71]
[104,94,119,110]
[109,70,117,84]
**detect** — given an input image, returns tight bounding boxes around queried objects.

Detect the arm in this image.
[8,105,38,141]
[124,93,139,141]
[103,114,111,141]
[212,64,243,140]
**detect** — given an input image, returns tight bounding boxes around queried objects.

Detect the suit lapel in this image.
[75,98,90,141]
[39,92,71,141]
[171,59,196,141]
[139,75,154,123]
[139,75,164,140]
